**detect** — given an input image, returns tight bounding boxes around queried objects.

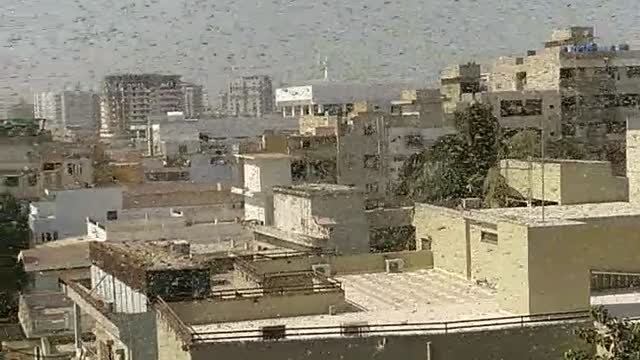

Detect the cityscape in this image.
[2,23,640,359]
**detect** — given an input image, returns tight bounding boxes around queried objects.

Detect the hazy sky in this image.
[1,0,640,103]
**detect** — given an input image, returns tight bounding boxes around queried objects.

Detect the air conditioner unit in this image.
[385,259,405,273]
[312,264,331,277]
[341,321,369,337]
[261,325,286,340]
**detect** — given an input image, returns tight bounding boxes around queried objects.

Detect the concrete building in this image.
[232,153,292,225]
[440,62,483,117]
[275,81,420,119]
[57,242,586,360]
[488,26,640,139]
[29,186,125,243]
[252,184,370,255]
[181,82,206,119]
[413,110,640,317]
[34,90,100,140]
[100,74,184,139]
[62,241,213,360]
[337,112,455,205]
[499,158,628,205]
[17,238,93,340]
[226,75,273,117]
[7,98,35,119]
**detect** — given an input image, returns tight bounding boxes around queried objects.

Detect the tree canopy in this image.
[565,306,640,360]
[0,195,29,319]
[396,103,501,205]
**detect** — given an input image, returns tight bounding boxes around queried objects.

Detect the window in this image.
[515,57,524,65]
[500,100,523,117]
[481,231,498,245]
[560,68,576,79]
[27,174,37,186]
[364,124,376,135]
[178,144,188,155]
[628,66,640,78]
[405,135,423,147]
[67,163,74,175]
[363,154,379,169]
[106,210,118,221]
[523,99,543,115]
[515,71,527,91]
[4,176,19,187]
[53,231,59,240]
[421,237,432,251]
[365,183,379,193]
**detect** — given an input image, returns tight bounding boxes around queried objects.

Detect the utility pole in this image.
[541,115,546,222]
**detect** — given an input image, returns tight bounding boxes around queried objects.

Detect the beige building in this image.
[489,26,640,139]
[413,111,640,316]
[499,158,628,205]
[253,183,370,255]
[440,62,483,117]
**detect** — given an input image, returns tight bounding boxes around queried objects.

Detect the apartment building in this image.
[226,75,273,117]
[34,90,100,139]
[488,26,640,139]
[181,82,206,119]
[99,74,184,139]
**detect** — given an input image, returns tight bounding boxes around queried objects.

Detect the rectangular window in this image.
[560,68,576,79]
[628,66,640,78]
[481,231,498,245]
[523,99,543,115]
[365,183,379,193]
[27,174,37,187]
[500,100,523,117]
[106,210,118,221]
[405,135,423,147]
[363,154,380,169]
[515,57,524,65]
[4,176,19,187]
[364,124,376,136]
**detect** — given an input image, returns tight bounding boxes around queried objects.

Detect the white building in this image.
[275,81,423,118]
[33,90,99,137]
[232,153,292,225]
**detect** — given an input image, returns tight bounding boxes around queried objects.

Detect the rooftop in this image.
[19,237,91,272]
[273,183,359,197]
[90,241,206,271]
[234,153,291,160]
[466,201,640,227]
[190,269,508,341]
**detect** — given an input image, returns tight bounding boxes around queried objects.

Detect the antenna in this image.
[321,56,329,80]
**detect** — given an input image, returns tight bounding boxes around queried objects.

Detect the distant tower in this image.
[321,57,329,81]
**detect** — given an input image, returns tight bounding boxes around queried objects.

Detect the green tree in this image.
[565,306,640,359]
[397,103,501,205]
[0,195,29,319]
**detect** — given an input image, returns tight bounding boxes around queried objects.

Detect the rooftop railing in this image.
[189,310,590,343]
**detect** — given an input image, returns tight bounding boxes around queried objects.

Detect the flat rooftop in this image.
[234,153,291,160]
[467,201,640,227]
[273,183,359,196]
[190,269,509,341]
[20,237,91,272]
[90,241,206,271]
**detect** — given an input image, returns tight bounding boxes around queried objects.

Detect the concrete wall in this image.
[53,187,125,238]
[500,159,627,205]
[123,189,236,208]
[413,204,469,277]
[171,291,346,325]
[250,250,433,276]
[157,312,192,360]
[189,322,588,360]
[527,216,640,314]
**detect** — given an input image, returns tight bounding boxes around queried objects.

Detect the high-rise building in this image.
[226,75,273,117]
[181,82,205,119]
[99,74,183,138]
[34,90,99,136]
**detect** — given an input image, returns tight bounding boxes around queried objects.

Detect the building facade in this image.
[100,74,184,139]
[226,75,273,117]
[34,90,100,138]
